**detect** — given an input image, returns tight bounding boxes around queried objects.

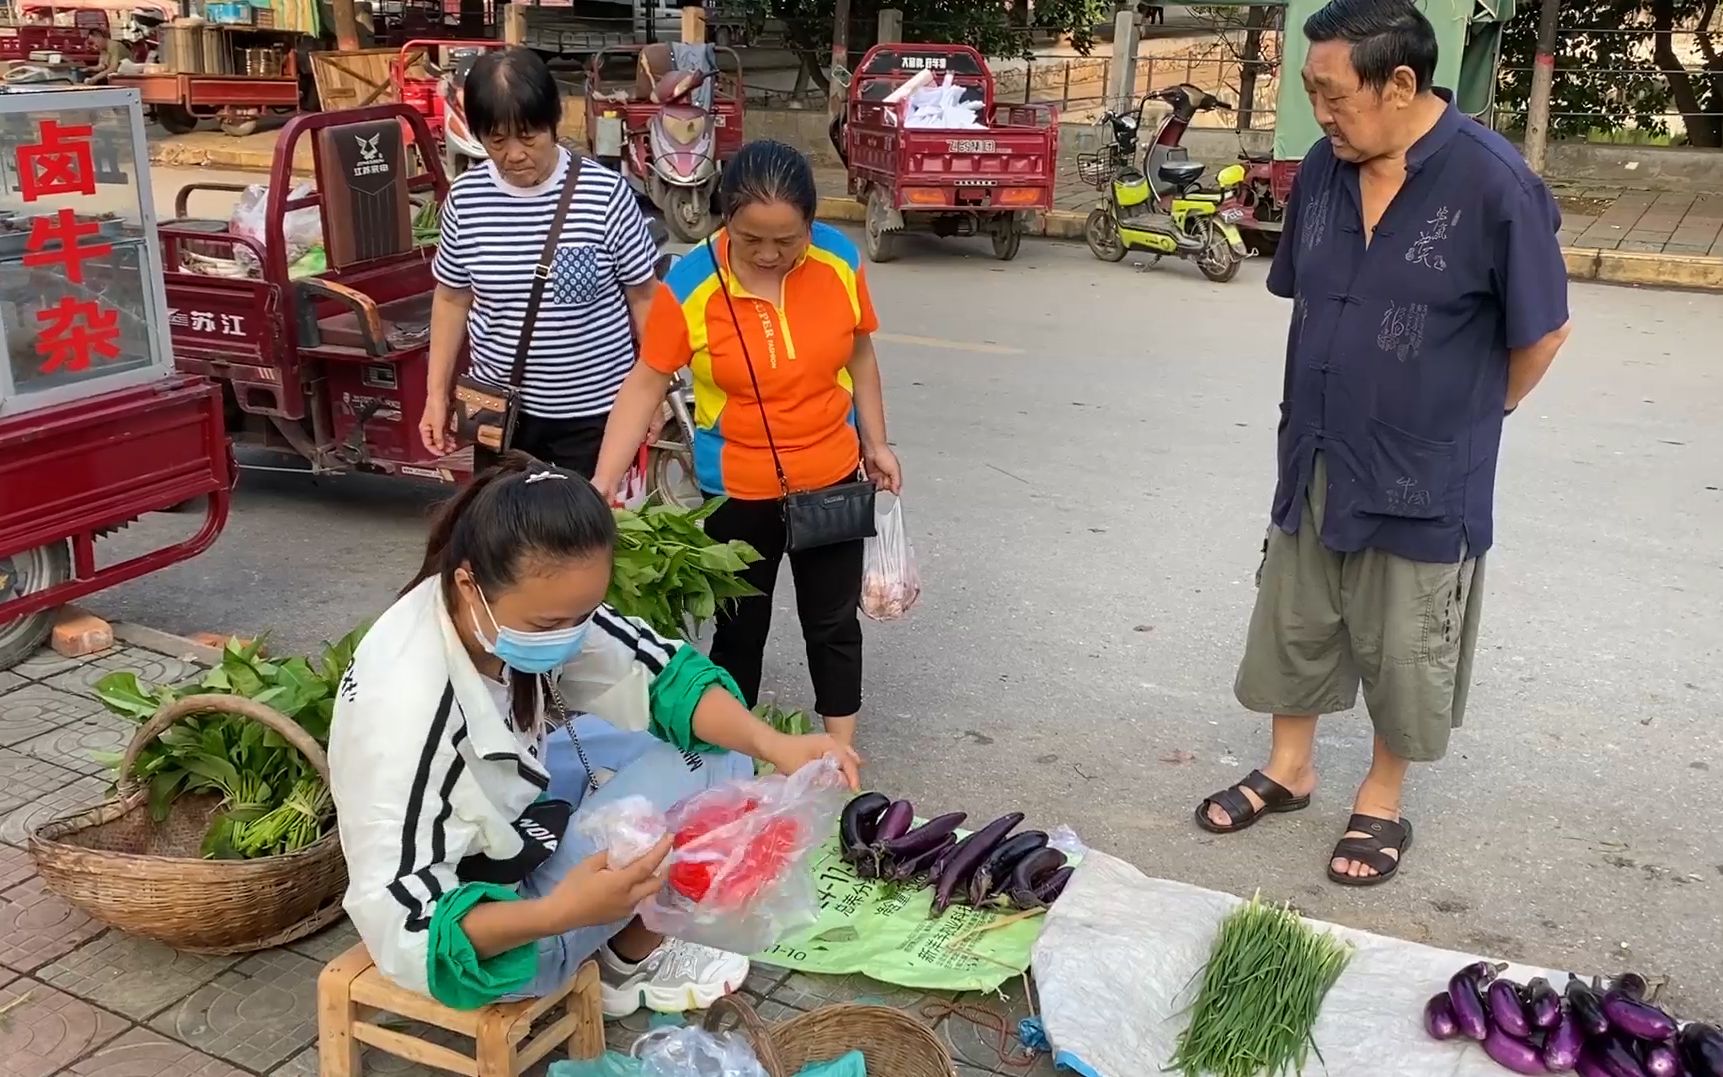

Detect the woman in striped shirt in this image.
[421,47,660,477]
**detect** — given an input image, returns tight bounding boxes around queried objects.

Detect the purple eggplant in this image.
[1542,1011,1584,1071]
[967,831,1048,906]
[1447,961,1501,1041]
[887,834,955,881]
[1006,847,1066,894]
[1523,977,1562,1030]
[1575,1047,1615,1077]
[1033,865,1072,904]
[1678,1022,1723,1077]
[1642,1045,1679,1077]
[1594,1036,1650,1077]
[1489,978,1534,1038]
[873,800,914,844]
[1602,991,1677,1042]
[839,793,890,863]
[1482,1023,1547,1075]
[1424,993,1460,1041]
[931,812,1022,916]
[1567,977,1611,1037]
[877,812,966,862]
[1012,865,1073,910]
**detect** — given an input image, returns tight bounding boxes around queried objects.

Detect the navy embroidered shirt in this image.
[1265,90,1569,563]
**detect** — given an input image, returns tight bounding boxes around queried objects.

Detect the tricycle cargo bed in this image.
[848,124,1057,210]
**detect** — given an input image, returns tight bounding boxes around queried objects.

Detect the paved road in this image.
[95,227,1723,1018]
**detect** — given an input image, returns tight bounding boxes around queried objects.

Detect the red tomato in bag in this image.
[666,795,760,901]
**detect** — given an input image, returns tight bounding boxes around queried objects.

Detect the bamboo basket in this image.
[27,694,347,955]
[702,996,955,1077]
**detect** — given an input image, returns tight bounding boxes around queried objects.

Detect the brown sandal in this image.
[1327,814,1413,886]
[1194,769,1311,834]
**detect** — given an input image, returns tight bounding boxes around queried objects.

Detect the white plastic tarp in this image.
[1032,851,1578,1077]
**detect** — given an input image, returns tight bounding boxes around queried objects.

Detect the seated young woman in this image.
[328,451,860,1015]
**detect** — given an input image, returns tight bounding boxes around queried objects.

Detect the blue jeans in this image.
[512,717,753,997]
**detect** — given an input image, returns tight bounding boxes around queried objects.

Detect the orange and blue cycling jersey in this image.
[640,223,880,501]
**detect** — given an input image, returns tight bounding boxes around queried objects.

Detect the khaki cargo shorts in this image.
[1233,453,1486,763]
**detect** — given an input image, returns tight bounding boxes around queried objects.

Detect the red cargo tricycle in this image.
[835,43,1058,263]
[157,104,463,481]
[1,88,233,668]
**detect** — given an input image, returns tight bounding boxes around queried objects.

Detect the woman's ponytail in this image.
[402,451,542,596]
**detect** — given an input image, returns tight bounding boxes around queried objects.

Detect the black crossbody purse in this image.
[708,242,876,552]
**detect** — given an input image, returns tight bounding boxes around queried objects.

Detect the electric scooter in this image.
[643,62,721,242]
[1077,84,1249,282]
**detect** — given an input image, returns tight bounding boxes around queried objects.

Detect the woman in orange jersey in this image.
[593,140,901,752]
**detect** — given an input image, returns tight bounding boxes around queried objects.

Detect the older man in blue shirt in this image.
[1195,0,1571,886]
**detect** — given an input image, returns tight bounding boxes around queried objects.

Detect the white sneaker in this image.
[597,938,749,1018]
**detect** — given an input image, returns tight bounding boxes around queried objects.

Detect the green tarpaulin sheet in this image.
[749,836,1061,994]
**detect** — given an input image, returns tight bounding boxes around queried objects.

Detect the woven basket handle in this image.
[701,995,788,1077]
[117,693,331,797]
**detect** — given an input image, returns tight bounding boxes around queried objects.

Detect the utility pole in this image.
[331,0,361,51]
[1523,0,1562,173]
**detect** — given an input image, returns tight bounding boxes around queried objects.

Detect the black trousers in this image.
[703,494,864,718]
[480,412,609,478]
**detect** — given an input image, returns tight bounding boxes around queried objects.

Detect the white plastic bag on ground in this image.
[860,495,921,621]
[1032,850,1590,1077]
[634,1025,767,1077]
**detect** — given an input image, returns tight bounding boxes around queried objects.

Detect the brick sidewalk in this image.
[1552,187,1723,257]
[0,639,1049,1077]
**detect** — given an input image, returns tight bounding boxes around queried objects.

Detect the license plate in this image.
[1220,208,1244,224]
[715,114,727,127]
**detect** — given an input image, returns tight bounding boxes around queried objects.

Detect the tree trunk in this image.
[1237,5,1269,131]
[1651,0,1722,147]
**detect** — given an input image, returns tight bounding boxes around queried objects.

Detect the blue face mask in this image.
[470,584,592,675]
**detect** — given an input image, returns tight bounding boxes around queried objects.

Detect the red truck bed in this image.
[841,45,1058,217]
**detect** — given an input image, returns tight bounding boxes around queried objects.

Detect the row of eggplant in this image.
[1427,961,1722,1076]
[838,793,1073,917]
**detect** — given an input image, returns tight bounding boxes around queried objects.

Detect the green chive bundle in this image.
[1168,893,1354,1077]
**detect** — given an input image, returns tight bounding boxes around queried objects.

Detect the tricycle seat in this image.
[315,291,432,357]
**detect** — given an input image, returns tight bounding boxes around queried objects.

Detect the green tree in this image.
[1495,0,1721,146]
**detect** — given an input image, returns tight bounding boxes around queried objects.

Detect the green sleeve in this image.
[425,883,539,1010]
[645,646,737,753]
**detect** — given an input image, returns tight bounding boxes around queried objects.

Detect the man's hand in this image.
[756,731,862,791]
[536,835,672,932]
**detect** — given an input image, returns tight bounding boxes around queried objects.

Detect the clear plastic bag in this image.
[584,757,850,954]
[575,795,668,868]
[633,1026,768,1077]
[228,181,323,275]
[860,495,921,622]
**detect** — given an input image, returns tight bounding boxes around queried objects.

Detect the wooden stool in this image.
[317,942,604,1076]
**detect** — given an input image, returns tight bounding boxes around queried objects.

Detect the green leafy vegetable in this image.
[608,499,762,640]
[1168,892,1353,1077]
[92,625,367,860]
[750,698,812,775]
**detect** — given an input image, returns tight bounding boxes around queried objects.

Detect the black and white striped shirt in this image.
[432,149,657,419]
